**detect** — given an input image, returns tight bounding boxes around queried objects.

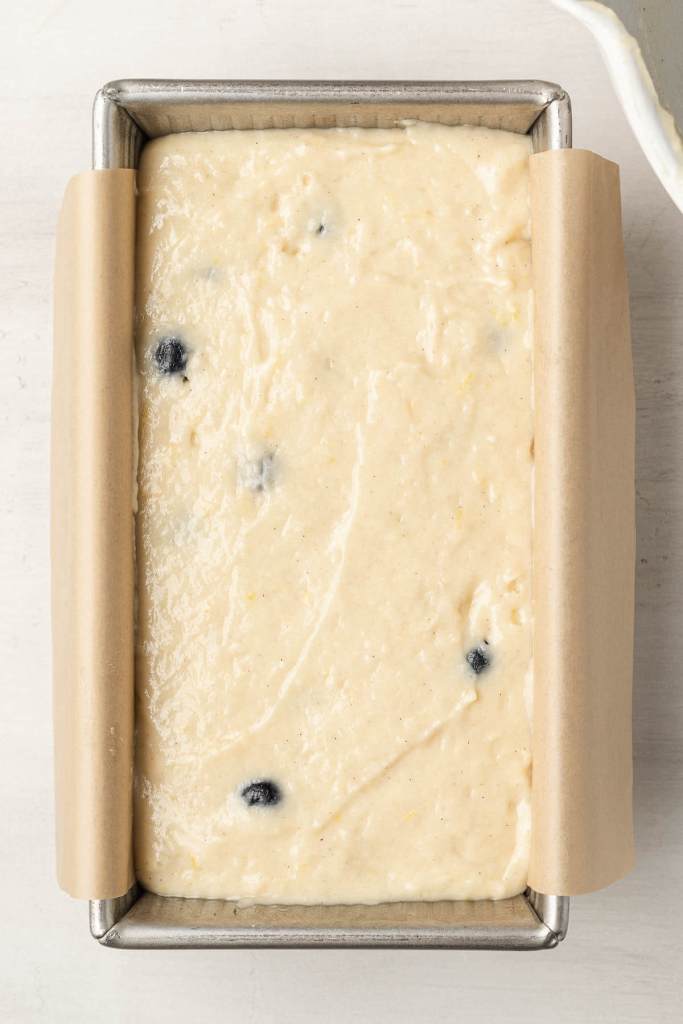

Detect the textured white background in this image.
[2,1,682,1021]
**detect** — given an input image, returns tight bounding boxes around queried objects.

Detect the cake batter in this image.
[134,123,534,903]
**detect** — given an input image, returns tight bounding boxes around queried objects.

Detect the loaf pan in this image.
[88,78,571,950]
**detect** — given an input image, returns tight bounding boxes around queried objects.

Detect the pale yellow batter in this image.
[134,123,533,903]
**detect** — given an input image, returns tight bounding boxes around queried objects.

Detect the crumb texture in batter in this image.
[134,123,533,903]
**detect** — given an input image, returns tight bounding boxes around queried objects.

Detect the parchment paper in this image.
[52,151,634,900]
[528,149,635,895]
[51,170,136,899]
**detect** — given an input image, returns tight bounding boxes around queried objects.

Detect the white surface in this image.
[1,1,682,1021]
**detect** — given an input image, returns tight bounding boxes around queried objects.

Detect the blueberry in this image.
[241,780,282,807]
[466,642,491,675]
[154,336,188,375]
[241,451,277,493]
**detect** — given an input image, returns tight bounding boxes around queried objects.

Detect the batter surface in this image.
[134,123,534,903]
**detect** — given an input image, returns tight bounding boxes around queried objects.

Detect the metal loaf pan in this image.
[91,79,571,951]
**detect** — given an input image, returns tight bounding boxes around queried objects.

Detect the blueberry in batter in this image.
[241,451,277,493]
[241,780,282,807]
[466,643,491,675]
[154,336,188,375]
